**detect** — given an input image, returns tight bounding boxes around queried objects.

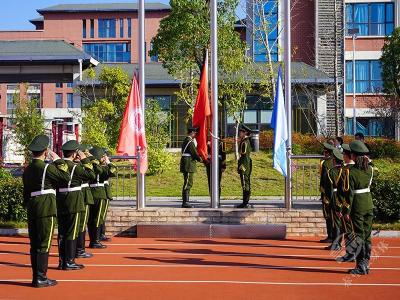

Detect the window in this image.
[128,18,132,38]
[90,19,94,38]
[346,60,383,93]
[6,93,15,112]
[66,82,73,88]
[98,19,116,38]
[55,93,63,108]
[146,96,171,111]
[82,20,87,38]
[120,18,124,38]
[28,84,41,108]
[346,117,394,137]
[67,93,74,108]
[150,42,158,62]
[346,3,394,36]
[55,83,63,88]
[253,0,279,62]
[83,43,131,63]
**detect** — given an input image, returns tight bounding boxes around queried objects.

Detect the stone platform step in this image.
[136,224,286,239]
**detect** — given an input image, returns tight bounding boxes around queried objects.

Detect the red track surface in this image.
[1,236,400,300]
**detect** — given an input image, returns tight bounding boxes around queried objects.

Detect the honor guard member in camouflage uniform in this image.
[23,135,70,288]
[57,140,96,270]
[344,140,374,275]
[236,124,252,208]
[336,144,357,263]
[326,149,344,251]
[205,139,227,199]
[99,148,114,242]
[88,146,116,248]
[180,127,202,208]
[74,144,94,259]
[319,141,335,243]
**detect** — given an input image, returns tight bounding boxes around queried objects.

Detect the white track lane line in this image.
[1,279,400,287]
[1,263,400,271]
[2,243,400,249]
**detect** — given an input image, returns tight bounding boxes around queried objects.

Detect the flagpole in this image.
[137,0,146,209]
[284,0,292,210]
[210,0,219,208]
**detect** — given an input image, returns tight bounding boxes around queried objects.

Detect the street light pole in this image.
[348,28,359,135]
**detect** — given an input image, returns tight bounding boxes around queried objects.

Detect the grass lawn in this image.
[111,151,400,198]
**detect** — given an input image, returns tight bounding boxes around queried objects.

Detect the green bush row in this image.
[0,170,26,222]
[372,170,400,222]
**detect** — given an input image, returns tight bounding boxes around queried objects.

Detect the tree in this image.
[79,66,130,148]
[11,85,45,160]
[150,0,252,155]
[380,27,400,130]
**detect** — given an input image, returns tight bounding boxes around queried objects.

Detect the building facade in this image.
[344,0,400,138]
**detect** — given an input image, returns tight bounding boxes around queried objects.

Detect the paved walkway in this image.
[110,197,322,210]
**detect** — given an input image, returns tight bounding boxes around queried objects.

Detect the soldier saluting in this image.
[180,127,201,208]
[57,140,96,270]
[23,135,70,288]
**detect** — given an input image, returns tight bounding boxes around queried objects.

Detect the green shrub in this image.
[0,168,12,180]
[146,147,173,175]
[0,177,26,222]
[371,171,400,222]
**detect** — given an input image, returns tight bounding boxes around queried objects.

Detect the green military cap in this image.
[89,146,105,160]
[28,135,49,151]
[187,126,199,134]
[238,124,252,134]
[349,140,369,154]
[323,142,335,151]
[79,144,91,151]
[62,140,80,151]
[342,144,351,152]
[332,148,344,161]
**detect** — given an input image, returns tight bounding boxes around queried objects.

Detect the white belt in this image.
[31,189,56,197]
[81,183,89,188]
[90,183,105,188]
[354,188,370,194]
[182,153,191,157]
[59,186,82,193]
[104,181,110,185]
[333,188,337,192]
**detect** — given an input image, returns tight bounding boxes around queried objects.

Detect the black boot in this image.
[182,190,193,208]
[63,240,84,270]
[32,253,57,288]
[349,259,368,275]
[236,191,249,208]
[100,223,111,242]
[89,226,107,249]
[76,231,93,258]
[326,231,342,250]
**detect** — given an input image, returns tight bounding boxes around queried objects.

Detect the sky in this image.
[0,0,247,31]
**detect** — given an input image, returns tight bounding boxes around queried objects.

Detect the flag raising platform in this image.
[105,207,326,238]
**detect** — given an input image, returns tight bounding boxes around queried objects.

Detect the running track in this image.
[1,236,400,299]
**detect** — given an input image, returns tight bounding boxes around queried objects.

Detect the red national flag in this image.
[192,53,210,161]
[116,74,148,174]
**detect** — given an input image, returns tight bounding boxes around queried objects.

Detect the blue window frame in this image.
[346,60,383,93]
[55,93,63,108]
[83,43,131,63]
[253,0,279,62]
[90,19,94,38]
[66,82,73,88]
[346,3,394,36]
[67,93,74,108]
[55,83,63,88]
[82,20,87,38]
[150,42,158,62]
[128,18,132,38]
[98,19,116,38]
[120,18,124,38]
[6,93,15,112]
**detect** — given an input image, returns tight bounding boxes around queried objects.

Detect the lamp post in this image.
[348,28,359,135]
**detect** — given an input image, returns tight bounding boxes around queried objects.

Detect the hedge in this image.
[0,169,26,222]
[372,170,400,222]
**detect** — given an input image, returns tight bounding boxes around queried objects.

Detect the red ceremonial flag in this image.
[192,53,211,161]
[116,74,148,174]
